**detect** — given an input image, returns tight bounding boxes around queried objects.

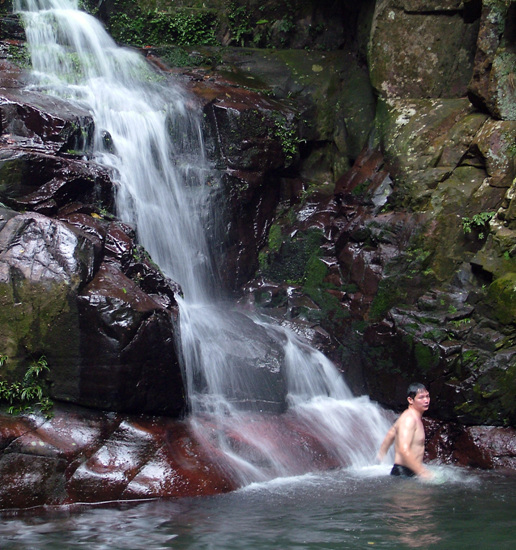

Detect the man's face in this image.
[408,389,430,413]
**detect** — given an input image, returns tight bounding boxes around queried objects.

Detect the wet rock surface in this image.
[2,405,515,512]
[0,406,237,510]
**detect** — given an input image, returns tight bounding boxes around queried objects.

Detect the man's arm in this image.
[377,424,396,462]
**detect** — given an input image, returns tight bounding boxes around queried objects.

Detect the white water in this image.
[15,0,393,485]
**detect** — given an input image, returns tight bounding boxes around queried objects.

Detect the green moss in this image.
[258,226,351,328]
[6,41,31,69]
[369,278,408,320]
[364,345,400,374]
[414,342,439,372]
[486,272,516,324]
[350,179,371,198]
[154,46,215,68]
[261,227,324,284]
[0,276,80,379]
[462,349,480,364]
[454,382,504,425]
[268,223,283,253]
[303,254,327,289]
[351,320,369,334]
[422,328,448,342]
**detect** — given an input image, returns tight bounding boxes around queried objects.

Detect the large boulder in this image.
[368,0,481,99]
[468,0,516,121]
[2,402,516,511]
[1,88,95,154]
[0,405,237,509]
[0,210,92,379]
[0,208,186,416]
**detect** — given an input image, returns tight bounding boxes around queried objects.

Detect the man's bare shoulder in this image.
[396,409,417,428]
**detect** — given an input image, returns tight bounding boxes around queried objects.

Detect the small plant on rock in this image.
[0,355,53,418]
[462,211,495,240]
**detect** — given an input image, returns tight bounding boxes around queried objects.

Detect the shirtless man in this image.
[377,383,433,480]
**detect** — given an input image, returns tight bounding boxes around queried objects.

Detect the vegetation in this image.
[108,4,218,48]
[462,211,495,240]
[7,41,31,69]
[0,355,53,418]
[227,1,254,46]
[270,113,303,165]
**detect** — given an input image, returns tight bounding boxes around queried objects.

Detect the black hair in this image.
[407,382,427,399]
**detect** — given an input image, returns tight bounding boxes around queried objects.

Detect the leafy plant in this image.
[109,7,218,48]
[227,2,253,46]
[462,211,495,240]
[0,356,53,417]
[270,113,304,165]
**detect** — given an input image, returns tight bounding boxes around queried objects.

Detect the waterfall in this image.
[15,0,392,484]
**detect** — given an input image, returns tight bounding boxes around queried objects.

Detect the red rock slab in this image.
[0,453,67,509]
[66,419,161,503]
[5,406,121,462]
[117,418,238,500]
[0,413,41,451]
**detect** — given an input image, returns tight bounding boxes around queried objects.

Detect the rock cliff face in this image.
[205,0,516,428]
[0,0,516,510]
[152,0,515,430]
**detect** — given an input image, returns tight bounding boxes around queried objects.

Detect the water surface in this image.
[1,466,515,549]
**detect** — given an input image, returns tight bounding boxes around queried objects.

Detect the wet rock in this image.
[0,207,185,416]
[0,453,67,509]
[0,13,26,42]
[0,211,94,379]
[0,148,113,215]
[203,94,288,172]
[67,419,161,502]
[471,119,516,188]
[375,98,489,209]
[425,418,516,470]
[184,306,288,413]
[123,420,235,499]
[0,413,41,451]
[2,405,516,512]
[215,169,281,290]
[0,406,238,510]
[1,88,95,154]
[77,261,185,416]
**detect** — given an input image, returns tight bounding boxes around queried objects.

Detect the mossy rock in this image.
[486,272,516,325]
[368,1,479,99]
[261,227,324,285]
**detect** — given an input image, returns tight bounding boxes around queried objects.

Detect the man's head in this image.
[407,382,427,400]
[406,382,430,414]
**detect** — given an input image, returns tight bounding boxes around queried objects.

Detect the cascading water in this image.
[15,0,393,485]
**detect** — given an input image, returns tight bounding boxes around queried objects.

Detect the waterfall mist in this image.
[15,0,393,485]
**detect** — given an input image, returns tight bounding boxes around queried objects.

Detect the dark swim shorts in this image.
[390,464,416,477]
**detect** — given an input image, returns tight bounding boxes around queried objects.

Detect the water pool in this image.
[1,466,515,549]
